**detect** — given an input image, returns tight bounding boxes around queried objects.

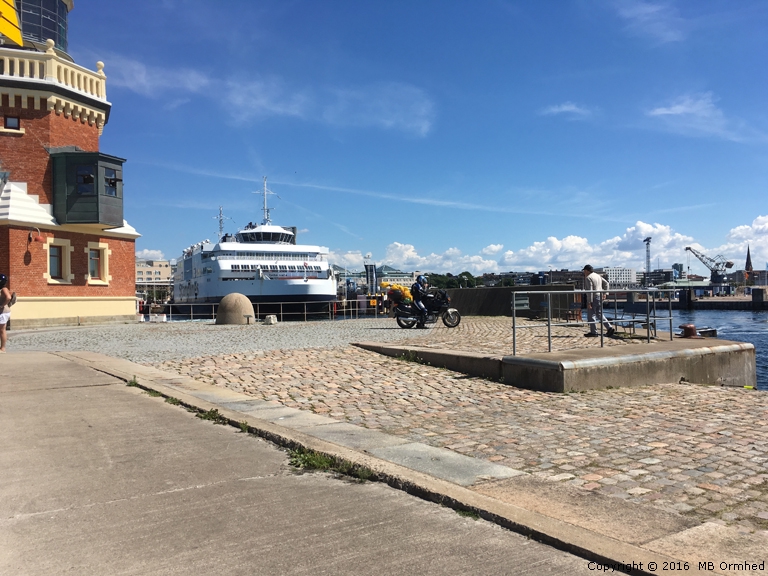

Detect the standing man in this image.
[582,265,614,338]
[0,274,11,352]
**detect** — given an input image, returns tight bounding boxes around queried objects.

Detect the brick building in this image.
[0,1,139,328]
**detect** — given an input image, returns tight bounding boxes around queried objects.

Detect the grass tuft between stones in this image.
[289,447,374,482]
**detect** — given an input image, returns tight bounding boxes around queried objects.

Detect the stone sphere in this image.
[215,293,255,325]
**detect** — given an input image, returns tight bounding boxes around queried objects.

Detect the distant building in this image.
[481,271,533,286]
[644,269,675,286]
[727,270,768,286]
[601,267,637,287]
[136,259,172,284]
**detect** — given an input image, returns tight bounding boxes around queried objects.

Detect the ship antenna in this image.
[254,176,280,225]
[213,206,231,240]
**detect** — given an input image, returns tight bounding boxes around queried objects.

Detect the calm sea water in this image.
[674,310,768,390]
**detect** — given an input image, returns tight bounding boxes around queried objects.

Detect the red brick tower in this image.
[0,1,139,328]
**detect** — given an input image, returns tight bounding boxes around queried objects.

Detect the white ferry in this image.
[172,178,336,304]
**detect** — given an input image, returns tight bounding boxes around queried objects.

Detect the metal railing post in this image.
[191,305,194,321]
[646,295,651,343]
[668,289,673,340]
[547,292,552,352]
[512,292,517,356]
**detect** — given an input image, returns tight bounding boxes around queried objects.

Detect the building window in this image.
[50,245,62,279]
[104,167,118,197]
[4,116,20,130]
[89,249,101,279]
[76,165,95,195]
[44,238,74,284]
[85,242,111,285]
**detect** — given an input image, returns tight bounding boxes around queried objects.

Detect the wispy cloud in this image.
[539,101,592,117]
[321,82,434,136]
[104,54,434,136]
[613,0,686,44]
[225,78,310,121]
[645,92,763,142]
[104,55,211,97]
[134,161,632,221]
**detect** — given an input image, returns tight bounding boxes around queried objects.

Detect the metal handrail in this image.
[511,288,675,355]
[140,297,385,323]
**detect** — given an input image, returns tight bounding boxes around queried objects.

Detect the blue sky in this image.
[69,0,767,276]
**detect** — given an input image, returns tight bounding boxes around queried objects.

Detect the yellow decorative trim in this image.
[0,127,25,134]
[43,237,74,284]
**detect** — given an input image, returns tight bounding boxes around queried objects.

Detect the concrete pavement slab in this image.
[369,442,525,486]
[293,422,412,451]
[0,351,116,391]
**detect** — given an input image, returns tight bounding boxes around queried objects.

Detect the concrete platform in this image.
[353,337,756,392]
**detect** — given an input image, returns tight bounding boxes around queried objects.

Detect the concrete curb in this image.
[54,350,729,576]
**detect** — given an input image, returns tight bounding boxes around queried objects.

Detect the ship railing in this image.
[148,297,386,323]
[510,287,676,355]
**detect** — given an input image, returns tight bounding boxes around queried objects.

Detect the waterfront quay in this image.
[4,318,765,574]
[11,318,767,534]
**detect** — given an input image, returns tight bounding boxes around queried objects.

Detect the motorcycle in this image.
[388,288,461,329]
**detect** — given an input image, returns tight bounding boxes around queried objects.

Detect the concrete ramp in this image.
[353,338,756,392]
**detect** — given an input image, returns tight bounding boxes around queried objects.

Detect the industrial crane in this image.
[685,246,734,284]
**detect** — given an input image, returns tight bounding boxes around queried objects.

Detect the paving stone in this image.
[12,316,767,530]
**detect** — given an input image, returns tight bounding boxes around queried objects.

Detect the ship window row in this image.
[230,264,322,271]
[213,252,323,261]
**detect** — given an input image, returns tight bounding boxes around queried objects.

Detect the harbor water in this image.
[674,310,767,390]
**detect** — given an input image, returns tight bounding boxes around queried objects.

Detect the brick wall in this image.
[3,225,135,297]
[0,95,100,205]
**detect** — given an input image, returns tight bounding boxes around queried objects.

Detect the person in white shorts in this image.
[0,274,11,353]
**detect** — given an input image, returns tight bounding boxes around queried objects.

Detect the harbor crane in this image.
[685,246,734,284]
[643,237,652,286]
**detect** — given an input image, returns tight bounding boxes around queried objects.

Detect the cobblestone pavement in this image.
[12,317,768,531]
[146,319,767,533]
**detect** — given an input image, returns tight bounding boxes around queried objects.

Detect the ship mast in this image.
[259,176,277,225]
[213,206,230,240]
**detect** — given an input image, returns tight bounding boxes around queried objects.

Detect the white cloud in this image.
[136,249,165,260]
[645,92,764,142]
[613,0,686,44]
[328,250,365,269]
[382,242,501,275]
[481,244,504,255]
[539,102,591,117]
[331,217,765,278]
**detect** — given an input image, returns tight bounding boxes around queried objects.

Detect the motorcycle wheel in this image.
[397,317,417,329]
[442,310,461,328]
